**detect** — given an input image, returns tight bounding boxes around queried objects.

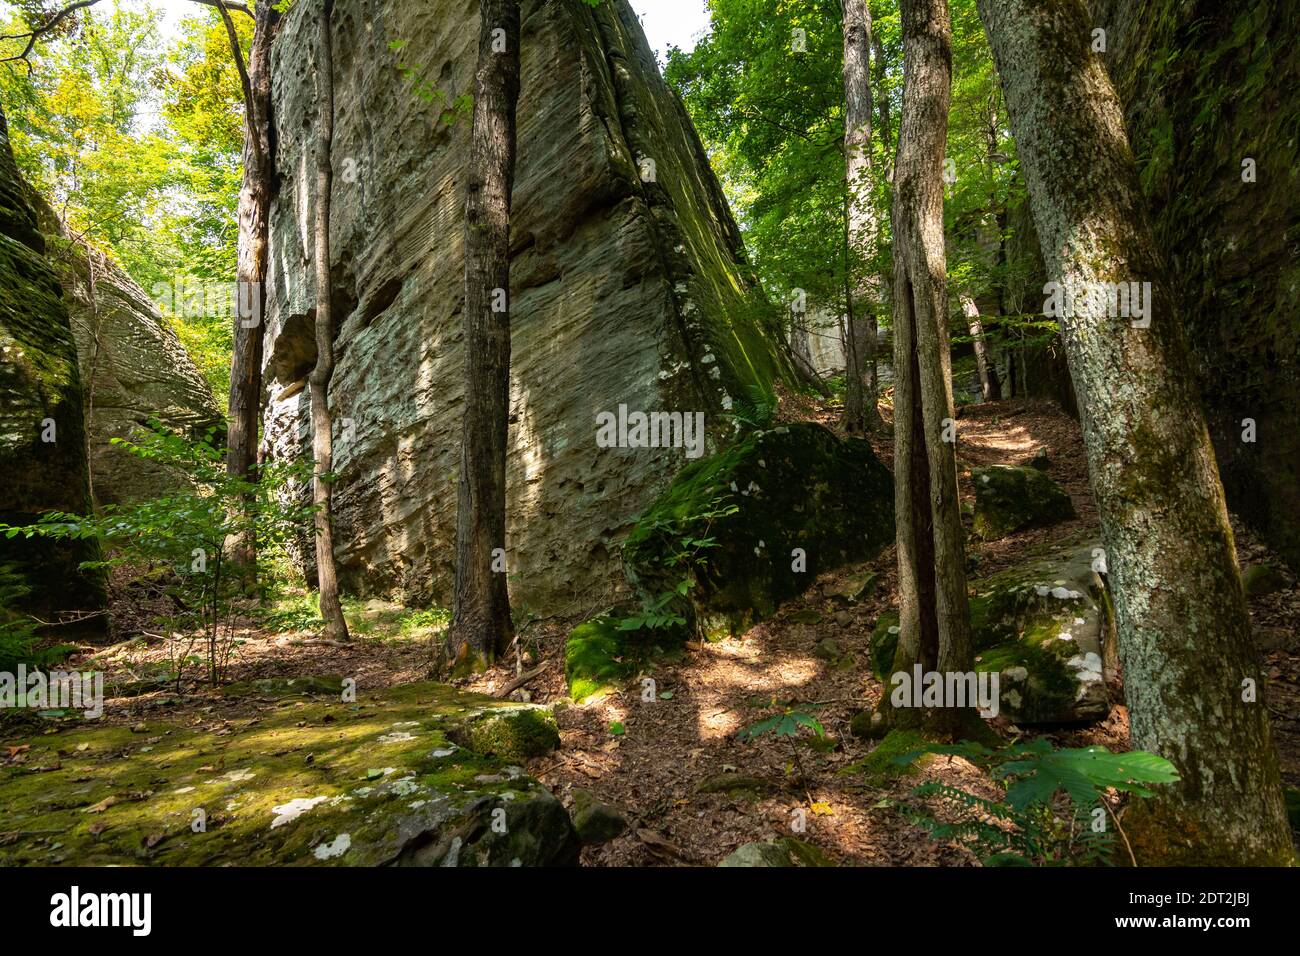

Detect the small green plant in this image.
[1,424,314,689]
[398,607,452,636]
[893,739,1180,866]
[0,563,45,672]
[617,494,738,635]
[737,701,826,782]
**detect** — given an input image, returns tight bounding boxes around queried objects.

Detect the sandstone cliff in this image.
[262,0,794,612]
[31,200,225,506]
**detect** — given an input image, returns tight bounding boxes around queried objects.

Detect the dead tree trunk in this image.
[841,0,883,433]
[882,0,974,738]
[309,0,348,643]
[978,0,1292,864]
[223,0,279,578]
[449,0,521,672]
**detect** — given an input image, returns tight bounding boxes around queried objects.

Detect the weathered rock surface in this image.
[0,682,579,866]
[971,464,1075,539]
[261,0,793,611]
[623,422,894,638]
[718,837,834,867]
[872,542,1111,725]
[570,787,628,845]
[29,198,223,504]
[0,107,102,617]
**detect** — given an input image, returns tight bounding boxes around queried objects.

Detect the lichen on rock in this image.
[0,682,578,867]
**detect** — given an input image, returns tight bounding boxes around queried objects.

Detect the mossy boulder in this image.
[446,705,561,762]
[623,422,893,640]
[870,543,1111,725]
[0,681,579,866]
[719,837,835,867]
[971,464,1075,539]
[563,613,676,703]
[570,788,628,845]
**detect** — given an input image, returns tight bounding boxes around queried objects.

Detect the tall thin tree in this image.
[449,0,521,671]
[223,0,280,578]
[841,0,883,433]
[308,0,348,643]
[882,0,974,737]
[977,0,1292,864]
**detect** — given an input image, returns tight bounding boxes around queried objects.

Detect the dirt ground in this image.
[8,395,1298,866]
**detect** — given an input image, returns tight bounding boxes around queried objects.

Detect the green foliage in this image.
[738,704,826,742]
[0,562,42,671]
[0,423,315,688]
[894,739,1180,866]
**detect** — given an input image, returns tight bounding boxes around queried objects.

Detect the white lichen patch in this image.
[313,833,352,860]
[270,795,329,829]
[376,731,416,744]
[222,768,256,783]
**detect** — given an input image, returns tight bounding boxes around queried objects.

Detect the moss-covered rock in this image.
[870,543,1111,725]
[447,706,561,762]
[718,837,835,867]
[0,106,104,620]
[0,681,579,866]
[623,422,893,639]
[841,728,930,784]
[971,464,1075,539]
[570,788,628,845]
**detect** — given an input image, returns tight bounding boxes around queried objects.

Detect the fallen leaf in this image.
[82,796,118,814]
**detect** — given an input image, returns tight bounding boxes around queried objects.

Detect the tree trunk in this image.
[978,0,1292,864]
[841,0,882,434]
[449,0,520,672]
[960,294,995,401]
[882,0,974,738]
[224,0,279,578]
[309,0,348,643]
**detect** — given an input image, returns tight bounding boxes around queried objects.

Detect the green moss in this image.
[842,728,929,784]
[624,423,894,639]
[0,681,577,866]
[450,707,560,761]
[971,465,1075,539]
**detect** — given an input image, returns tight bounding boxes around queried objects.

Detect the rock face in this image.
[260,0,792,612]
[29,198,223,505]
[873,543,1112,725]
[970,464,1075,539]
[0,682,580,867]
[623,422,895,638]
[0,107,102,616]
[1090,0,1300,570]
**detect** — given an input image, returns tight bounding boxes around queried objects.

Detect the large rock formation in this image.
[1091,0,1300,570]
[31,198,224,505]
[0,107,102,617]
[261,0,793,612]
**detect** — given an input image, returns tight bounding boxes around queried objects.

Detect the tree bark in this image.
[309,0,348,643]
[224,0,279,577]
[978,0,1292,864]
[960,294,995,401]
[840,0,882,434]
[882,0,974,737]
[449,0,520,672]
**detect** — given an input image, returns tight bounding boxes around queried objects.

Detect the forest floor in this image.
[10,394,1299,866]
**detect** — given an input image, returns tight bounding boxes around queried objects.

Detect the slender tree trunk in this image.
[841,0,882,433]
[308,0,348,643]
[961,295,995,401]
[449,0,520,672]
[978,0,1291,864]
[882,0,973,737]
[224,1,279,578]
